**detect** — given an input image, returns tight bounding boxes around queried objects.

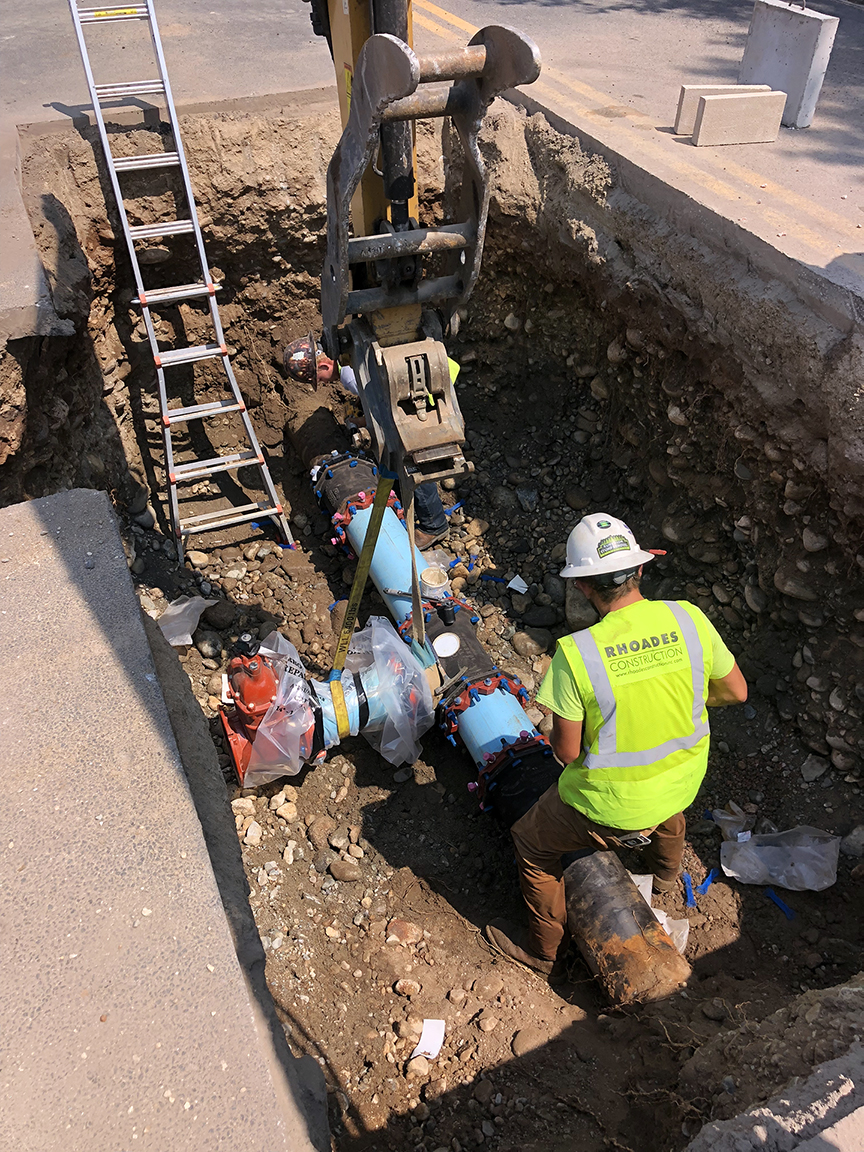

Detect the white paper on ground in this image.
[158,595,216,646]
[507,575,529,594]
[629,872,690,954]
[410,1019,446,1060]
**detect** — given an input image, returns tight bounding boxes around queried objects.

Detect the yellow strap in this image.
[329,477,394,738]
[404,486,426,648]
[330,677,350,743]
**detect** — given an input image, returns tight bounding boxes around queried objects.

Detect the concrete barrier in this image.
[0,489,328,1152]
[739,0,839,129]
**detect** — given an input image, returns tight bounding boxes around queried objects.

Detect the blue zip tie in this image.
[444,501,464,516]
[480,574,506,584]
[682,872,697,907]
[765,888,796,920]
[448,558,460,570]
[695,869,719,895]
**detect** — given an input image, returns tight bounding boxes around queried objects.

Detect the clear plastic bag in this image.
[244,633,317,786]
[711,800,754,842]
[629,873,690,954]
[158,595,216,646]
[344,616,434,766]
[720,826,841,891]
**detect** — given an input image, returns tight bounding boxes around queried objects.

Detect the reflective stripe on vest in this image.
[569,601,708,769]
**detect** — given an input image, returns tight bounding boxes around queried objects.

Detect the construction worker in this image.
[282,335,451,548]
[486,512,748,975]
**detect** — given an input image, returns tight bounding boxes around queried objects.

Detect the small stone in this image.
[512,628,553,658]
[773,567,817,602]
[800,754,829,782]
[348,844,364,859]
[283,841,297,865]
[512,1027,545,1057]
[406,1055,430,1078]
[393,767,412,783]
[328,832,349,850]
[515,485,539,513]
[477,1010,498,1033]
[386,919,423,946]
[467,518,490,538]
[744,585,768,614]
[473,974,504,1000]
[701,998,728,1021]
[503,312,521,331]
[307,815,337,850]
[448,987,467,1006]
[223,563,247,581]
[802,527,828,553]
[473,1080,494,1106]
[231,797,256,815]
[276,802,298,822]
[194,630,223,660]
[329,859,362,882]
[523,604,557,628]
[397,1016,424,1039]
[203,600,235,629]
[565,486,590,511]
[244,821,262,847]
[804,951,823,970]
[840,825,864,858]
[186,550,210,569]
[395,978,422,997]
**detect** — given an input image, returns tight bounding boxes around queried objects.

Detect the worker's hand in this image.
[706,661,748,707]
[550,714,583,767]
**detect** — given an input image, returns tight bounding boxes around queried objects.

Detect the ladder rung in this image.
[112,151,180,172]
[171,451,262,484]
[180,501,280,531]
[93,79,164,99]
[155,343,226,368]
[129,220,195,240]
[133,282,219,306]
[77,6,149,23]
[164,399,245,425]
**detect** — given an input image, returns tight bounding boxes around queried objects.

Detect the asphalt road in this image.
[1,0,861,289]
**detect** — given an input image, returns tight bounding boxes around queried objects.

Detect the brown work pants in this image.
[510,785,686,961]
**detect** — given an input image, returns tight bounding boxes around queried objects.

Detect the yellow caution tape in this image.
[329,476,394,739]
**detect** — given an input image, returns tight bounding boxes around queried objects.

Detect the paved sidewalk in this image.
[0,489,326,1152]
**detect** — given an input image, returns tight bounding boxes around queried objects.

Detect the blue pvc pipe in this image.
[456,688,539,769]
[312,666,389,749]
[346,504,428,624]
[343,497,539,766]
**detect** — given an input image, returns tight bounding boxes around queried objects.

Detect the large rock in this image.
[565,581,599,631]
[512,628,553,658]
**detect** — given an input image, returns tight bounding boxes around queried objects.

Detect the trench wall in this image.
[2,88,862,779]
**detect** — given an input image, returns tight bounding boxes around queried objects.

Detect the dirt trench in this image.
[3,91,864,1151]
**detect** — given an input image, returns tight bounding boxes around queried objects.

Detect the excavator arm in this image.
[304,0,540,495]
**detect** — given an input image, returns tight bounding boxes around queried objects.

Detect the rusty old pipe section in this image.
[564,852,691,1006]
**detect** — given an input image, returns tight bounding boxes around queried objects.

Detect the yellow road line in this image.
[414,0,857,248]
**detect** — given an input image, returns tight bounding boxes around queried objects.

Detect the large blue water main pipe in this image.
[346,502,541,770]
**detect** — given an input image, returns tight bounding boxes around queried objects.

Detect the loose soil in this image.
[4,93,863,1151]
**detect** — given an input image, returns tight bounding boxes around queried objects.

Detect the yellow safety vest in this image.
[557,600,716,830]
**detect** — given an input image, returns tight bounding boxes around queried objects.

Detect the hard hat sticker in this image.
[597,534,631,558]
[596,519,612,528]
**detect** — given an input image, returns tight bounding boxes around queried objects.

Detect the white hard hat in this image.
[560,513,656,579]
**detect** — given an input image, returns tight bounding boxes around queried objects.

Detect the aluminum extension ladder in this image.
[67,1,293,563]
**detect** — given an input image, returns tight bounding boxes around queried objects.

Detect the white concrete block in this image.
[739,0,839,129]
[692,90,786,146]
[674,84,771,135]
